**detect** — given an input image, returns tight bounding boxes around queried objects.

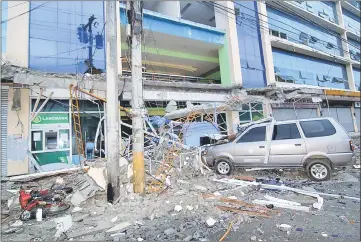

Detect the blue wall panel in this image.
[2,1,7,54]
[292,1,338,24]
[348,38,361,61]
[235,1,266,88]
[267,7,343,57]
[343,9,360,35]
[29,1,105,74]
[353,68,361,91]
[272,48,349,89]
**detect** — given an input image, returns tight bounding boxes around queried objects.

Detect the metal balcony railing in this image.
[122,71,221,84]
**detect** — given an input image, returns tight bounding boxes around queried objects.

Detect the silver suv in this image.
[203,117,356,181]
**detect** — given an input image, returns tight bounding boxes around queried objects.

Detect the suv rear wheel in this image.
[306,159,332,181]
[215,158,233,175]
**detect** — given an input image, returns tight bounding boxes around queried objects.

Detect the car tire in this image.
[305,159,332,181]
[215,158,234,176]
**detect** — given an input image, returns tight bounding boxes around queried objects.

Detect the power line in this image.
[1,2,50,25]
[33,47,86,59]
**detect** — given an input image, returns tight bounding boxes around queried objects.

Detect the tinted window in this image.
[238,126,266,143]
[273,123,301,140]
[300,119,336,138]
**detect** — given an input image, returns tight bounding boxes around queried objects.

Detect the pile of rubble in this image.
[2,157,360,241]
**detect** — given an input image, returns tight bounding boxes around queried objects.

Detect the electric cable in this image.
[1,2,50,25]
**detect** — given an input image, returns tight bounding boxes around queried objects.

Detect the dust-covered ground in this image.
[1,136,360,242]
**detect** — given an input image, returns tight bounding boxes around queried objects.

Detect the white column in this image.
[154,1,180,18]
[335,1,356,91]
[351,103,358,133]
[257,1,276,85]
[215,1,242,135]
[6,2,30,67]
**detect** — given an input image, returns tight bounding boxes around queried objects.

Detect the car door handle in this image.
[295,144,302,146]
[259,146,265,148]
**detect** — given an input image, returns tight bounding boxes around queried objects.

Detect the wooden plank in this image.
[216,205,271,218]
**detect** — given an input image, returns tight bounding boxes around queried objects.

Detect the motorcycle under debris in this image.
[19,185,73,221]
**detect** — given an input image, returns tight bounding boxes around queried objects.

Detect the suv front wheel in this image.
[306,159,332,181]
[215,158,234,175]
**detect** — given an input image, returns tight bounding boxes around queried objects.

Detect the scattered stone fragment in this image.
[72,207,83,213]
[106,222,132,233]
[213,191,222,196]
[174,205,183,212]
[183,235,193,241]
[54,215,73,238]
[56,177,64,184]
[250,235,257,241]
[164,228,176,236]
[3,227,24,234]
[193,185,207,191]
[186,205,194,211]
[277,224,292,232]
[321,232,328,237]
[206,217,217,228]
[111,216,118,223]
[228,196,237,200]
[257,228,264,234]
[137,237,144,241]
[10,220,23,227]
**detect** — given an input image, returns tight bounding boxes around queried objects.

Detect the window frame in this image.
[272,123,302,141]
[299,119,337,138]
[235,124,267,143]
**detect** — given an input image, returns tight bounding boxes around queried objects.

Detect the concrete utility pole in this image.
[130,1,145,194]
[105,1,121,202]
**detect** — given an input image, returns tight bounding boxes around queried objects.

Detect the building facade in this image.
[1,1,360,176]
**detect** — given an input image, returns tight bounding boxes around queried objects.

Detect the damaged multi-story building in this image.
[1,1,360,177]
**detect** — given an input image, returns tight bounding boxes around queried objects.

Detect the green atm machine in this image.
[30,113,72,170]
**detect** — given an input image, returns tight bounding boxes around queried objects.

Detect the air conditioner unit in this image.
[355,102,361,108]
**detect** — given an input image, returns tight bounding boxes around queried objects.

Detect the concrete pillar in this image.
[6,2,30,67]
[335,1,356,91]
[7,88,30,176]
[214,1,242,135]
[351,103,358,133]
[263,102,273,118]
[116,1,122,75]
[154,1,180,18]
[215,1,242,87]
[257,1,276,85]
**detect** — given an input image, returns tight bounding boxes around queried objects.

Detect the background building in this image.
[1,1,360,176]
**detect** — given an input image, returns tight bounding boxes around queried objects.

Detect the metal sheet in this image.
[1,89,8,176]
[272,108,318,121]
[329,107,354,132]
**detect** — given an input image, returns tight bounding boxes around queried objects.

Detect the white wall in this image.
[6,2,29,67]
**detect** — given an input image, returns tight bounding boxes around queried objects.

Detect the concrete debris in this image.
[54,215,72,238]
[111,216,118,223]
[110,232,126,237]
[186,205,194,211]
[253,199,310,212]
[137,238,144,241]
[250,235,257,241]
[353,165,360,169]
[87,167,107,190]
[55,177,64,184]
[7,197,14,208]
[321,232,328,237]
[10,220,23,227]
[257,228,264,235]
[227,196,237,200]
[3,227,24,235]
[205,217,217,228]
[193,185,208,192]
[71,207,83,213]
[264,195,301,206]
[277,224,292,232]
[106,222,132,233]
[164,228,176,235]
[174,205,183,212]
